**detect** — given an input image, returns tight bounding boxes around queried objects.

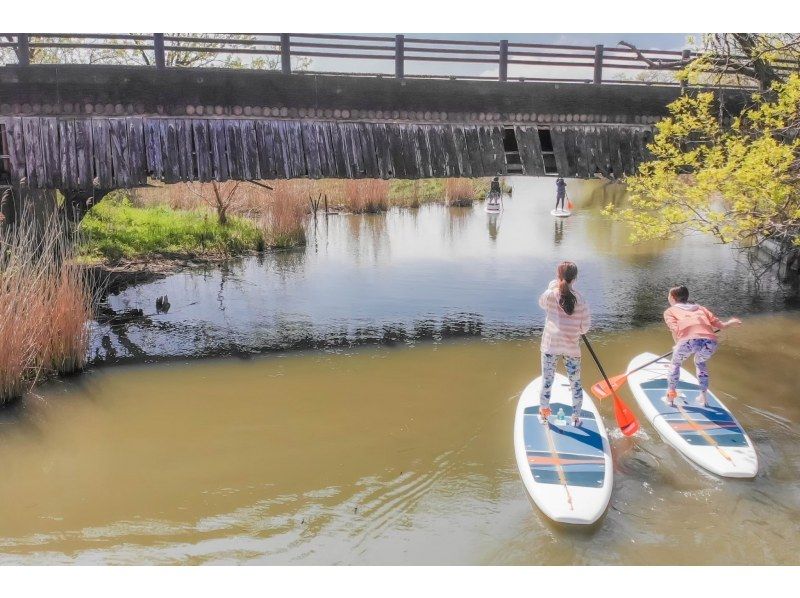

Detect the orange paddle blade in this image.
[613,394,639,437]
[567,199,574,210]
[590,374,627,400]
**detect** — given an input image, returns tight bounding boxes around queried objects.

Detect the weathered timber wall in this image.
[1,116,654,188]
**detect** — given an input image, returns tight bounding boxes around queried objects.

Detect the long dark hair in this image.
[557,261,578,315]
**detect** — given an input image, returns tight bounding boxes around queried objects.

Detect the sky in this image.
[301,33,695,81]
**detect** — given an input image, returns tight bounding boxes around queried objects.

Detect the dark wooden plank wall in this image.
[0,116,654,188]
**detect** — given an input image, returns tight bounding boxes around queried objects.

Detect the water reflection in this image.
[487,213,500,242]
[93,177,797,363]
[553,219,564,246]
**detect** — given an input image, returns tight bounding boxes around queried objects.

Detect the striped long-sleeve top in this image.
[538,280,591,358]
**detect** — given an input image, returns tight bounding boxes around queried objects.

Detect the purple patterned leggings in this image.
[669,338,718,392]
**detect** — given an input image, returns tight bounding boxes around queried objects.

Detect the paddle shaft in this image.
[581,334,615,390]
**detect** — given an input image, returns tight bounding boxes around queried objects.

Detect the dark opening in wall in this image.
[0,124,11,178]
[503,126,522,174]
[538,128,554,152]
[537,128,558,175]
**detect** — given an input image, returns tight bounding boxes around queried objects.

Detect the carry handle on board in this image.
[589,329,722,401]
[581,334,639,437]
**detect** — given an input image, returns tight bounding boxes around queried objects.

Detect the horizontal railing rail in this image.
[1,33,795,87]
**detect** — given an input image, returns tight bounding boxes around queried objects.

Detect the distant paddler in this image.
[555,177,567,211]
[487,176,502,207]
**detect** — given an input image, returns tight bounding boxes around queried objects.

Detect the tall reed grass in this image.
[260,196,308,248]
[132,178,495,216]
[343,180,390,213]
[444,178,479,206]
[0,215,93,404]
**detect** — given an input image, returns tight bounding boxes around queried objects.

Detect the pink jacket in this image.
[538,280,591,358]
[663,303,722,343]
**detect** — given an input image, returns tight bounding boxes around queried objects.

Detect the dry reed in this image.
[260,196,308,248]
[0,215,93,404]
[444,178,478,207]
[343,179,390,213]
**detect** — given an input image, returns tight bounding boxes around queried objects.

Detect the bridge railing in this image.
[2,33,795,87]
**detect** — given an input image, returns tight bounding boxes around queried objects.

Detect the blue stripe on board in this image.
[523,404,605,455]
[640,382,726,414]
[678,432,748,447]
[523,404,595,420]
[530,467,605,488]
[640,386,746,447]
[640,379,697,391]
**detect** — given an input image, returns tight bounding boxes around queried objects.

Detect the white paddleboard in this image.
[485,203,502,214]
[626,352,757,478]
[551,209,571,218]
[514,373,613,524]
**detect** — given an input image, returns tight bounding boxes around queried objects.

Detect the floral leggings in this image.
[669,338,718,392]
[540,353,583,412]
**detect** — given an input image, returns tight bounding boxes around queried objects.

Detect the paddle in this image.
[567,197,574,210]
[581,334,639,437]
[589,328,722,401]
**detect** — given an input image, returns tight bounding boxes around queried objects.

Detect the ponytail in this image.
[556,261,578,315]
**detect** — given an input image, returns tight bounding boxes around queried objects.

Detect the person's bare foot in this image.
[698,391,709,407]
[539,406,552,423]
[665,389,678,408]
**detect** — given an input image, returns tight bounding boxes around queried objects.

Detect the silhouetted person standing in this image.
[488,176,502,206]
[555,177,567,211]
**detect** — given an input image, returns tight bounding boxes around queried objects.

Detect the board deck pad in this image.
[523,403,605,488]
[514,374,613,523]
[638,379,748,447]
[625,352,758,478]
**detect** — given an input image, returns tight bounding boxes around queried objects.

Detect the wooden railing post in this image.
[395,34,405,79]
[593,44,603,84]
[281,34,292,75]
[16,34,30,66]
[153,33,165,69]
[680,48,691,92]
[499,39,509,82]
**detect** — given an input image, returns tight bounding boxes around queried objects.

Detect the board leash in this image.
[543,418,574,511]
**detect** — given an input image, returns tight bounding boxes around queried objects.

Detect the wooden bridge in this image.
[0,34,753,193]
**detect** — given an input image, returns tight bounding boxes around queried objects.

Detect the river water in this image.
[1,178,798,564]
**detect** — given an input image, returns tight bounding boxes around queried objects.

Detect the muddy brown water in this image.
[1,178,799,564]
[1,316,798,564]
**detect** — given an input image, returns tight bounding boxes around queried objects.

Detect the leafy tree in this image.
[620,33,800,90]
[605,74,800,261]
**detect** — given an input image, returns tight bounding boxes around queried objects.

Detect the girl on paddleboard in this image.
[663,285,742,407]
[538,261,592,425]
[555,178,567,211]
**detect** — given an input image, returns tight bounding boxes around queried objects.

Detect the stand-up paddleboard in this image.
[514,373,613,524]
[485,203,502,214]
[626,352,757,478]
[484,193,502,213]
[551,209,571,218]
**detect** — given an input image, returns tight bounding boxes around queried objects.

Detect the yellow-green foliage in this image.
[606,74,800,248]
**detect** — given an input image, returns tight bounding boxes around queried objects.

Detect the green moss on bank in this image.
[78,194,264,262]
